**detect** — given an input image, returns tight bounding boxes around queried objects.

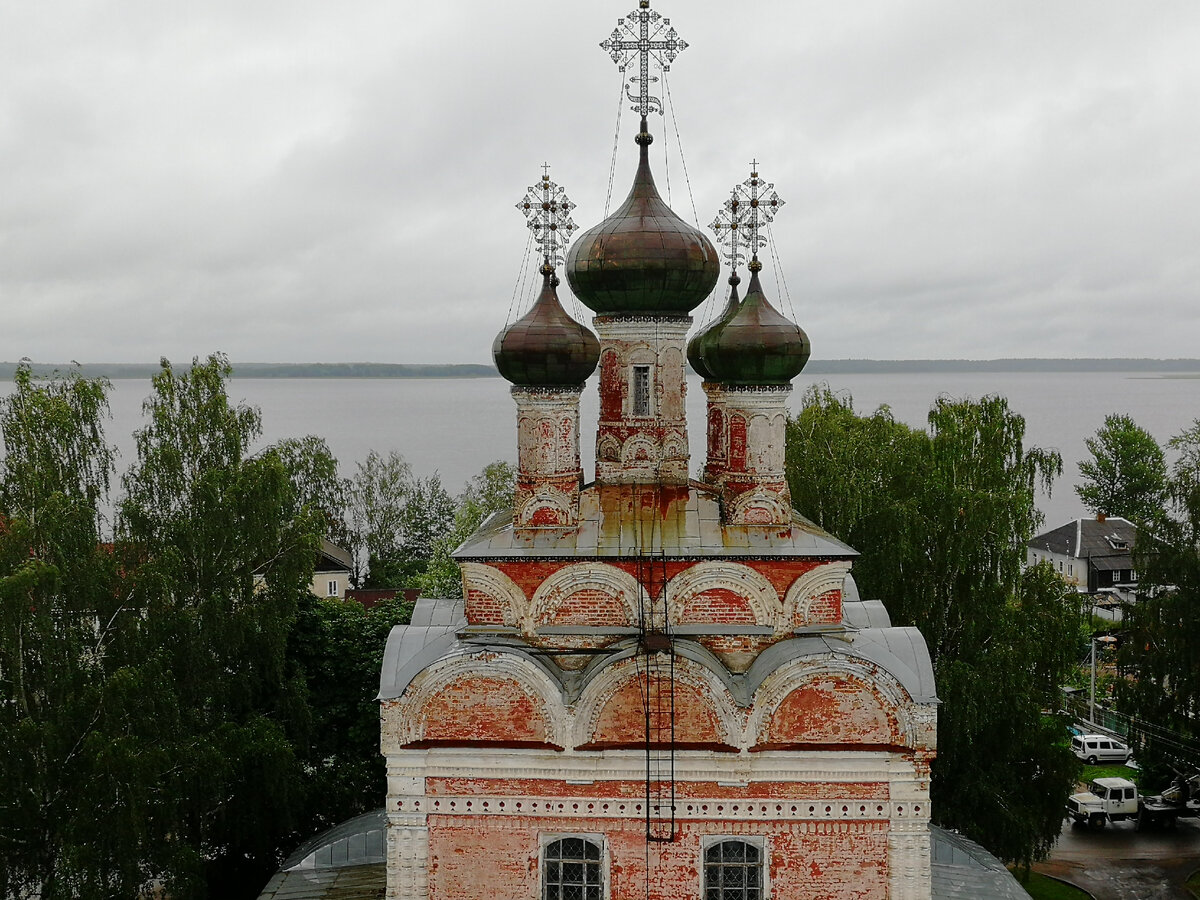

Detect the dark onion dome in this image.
[493,267,600,387]
[566,127,720,316]
[687,272,740,380]
[698,265,810,385]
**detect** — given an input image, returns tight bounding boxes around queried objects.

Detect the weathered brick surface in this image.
[464,587,504,625]
[676,587,757,624]
[764,676,897,747]
[424,815,889,900]
[416,674,551,746]
[585,677,728,748]
[425,778,889,801]
[540,587,630,626]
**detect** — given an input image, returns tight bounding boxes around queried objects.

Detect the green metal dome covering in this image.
[493,269,600,387]
[687,273,740,380]
[697,267,810,385]
[566,131,719,317]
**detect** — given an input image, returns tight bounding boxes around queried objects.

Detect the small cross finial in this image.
[599,1,689,119]
[515,166,578,270]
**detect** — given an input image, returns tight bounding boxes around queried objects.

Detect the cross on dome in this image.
[709,189,748,271]
[515,165,578,270]
[731,162,785,269]
[600,0,689,119]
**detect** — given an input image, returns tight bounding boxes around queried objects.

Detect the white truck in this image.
[1066,775,1200,830]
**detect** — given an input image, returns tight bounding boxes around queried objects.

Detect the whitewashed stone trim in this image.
[887,821,933,900]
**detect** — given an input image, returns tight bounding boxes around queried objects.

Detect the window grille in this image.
[704,839,763,900]
[632,366,651,417]
[543,837,603,900]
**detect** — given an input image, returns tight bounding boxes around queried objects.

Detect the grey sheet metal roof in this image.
[930,826,1027,899]
[843,599,892,629]
[378,597,468,701]
[453,483,856,560]
[745,628,937,705]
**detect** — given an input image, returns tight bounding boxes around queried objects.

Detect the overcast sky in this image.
[3,1,1199,365]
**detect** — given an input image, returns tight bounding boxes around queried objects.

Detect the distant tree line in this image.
[0,355,512,899]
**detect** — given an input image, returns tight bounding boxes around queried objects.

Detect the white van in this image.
[1071,733,1131,765]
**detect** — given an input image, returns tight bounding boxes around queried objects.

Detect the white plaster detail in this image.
[725,487,793,528]
[385,818,429,900]
[526,562,642,634]
[619,434,661,466]
[782,561,853,627]
[597,434,621,462]
[887,822,933,900]
[515,489,574,528]
[460,562,527,628]
[665,561,781,629]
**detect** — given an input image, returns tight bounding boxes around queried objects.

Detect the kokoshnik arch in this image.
[379,3,940,897]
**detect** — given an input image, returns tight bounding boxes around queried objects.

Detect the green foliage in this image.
[116,354,323,897]
[1013,870,1091,900]
[287,595,413,828]
[1075,413,1166,524]
[415,461,516,599]
[271,435,354,559]
[785,386,1080,869]
[1119,420,1200,772]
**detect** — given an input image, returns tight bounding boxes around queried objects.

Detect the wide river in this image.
[23,371,1200,531]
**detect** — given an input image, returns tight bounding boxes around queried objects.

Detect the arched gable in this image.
[782,562,852,627]
[460,562,527,628]
[749,655,918,751]
[528,562,641,633]
[666,561,780,630]
[574,655,742,750]
[391,650,568,749]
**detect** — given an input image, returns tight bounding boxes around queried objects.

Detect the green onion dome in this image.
[565,129,720,317]
[687,272,740,380]
[493,267,600,387]
[698,266,810,385]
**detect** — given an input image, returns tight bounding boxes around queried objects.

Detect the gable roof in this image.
[1028,517,1137,561]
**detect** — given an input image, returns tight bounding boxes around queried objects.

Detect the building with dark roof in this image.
[1028,516,1139,606]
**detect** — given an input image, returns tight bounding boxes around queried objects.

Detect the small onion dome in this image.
[687,272,741,380]
[492,267,600,387]
[566,129,720,316]
[699,266,810,385]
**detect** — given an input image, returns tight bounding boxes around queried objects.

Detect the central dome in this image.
[566,132,719,317]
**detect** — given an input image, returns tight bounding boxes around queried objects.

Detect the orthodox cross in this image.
[516,166,578,270]
[709,188,747,272]
[600,0,689,119]
[732,162,785,267]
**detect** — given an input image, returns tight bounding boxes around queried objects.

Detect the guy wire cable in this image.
[766,226,799,323]
[504,230,536,328]
[605,70,625,217]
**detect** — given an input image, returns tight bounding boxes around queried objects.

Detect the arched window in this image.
[543,837,603,900]
[704,839,763,900]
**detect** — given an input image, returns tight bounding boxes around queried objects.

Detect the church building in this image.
[379,4,939,898]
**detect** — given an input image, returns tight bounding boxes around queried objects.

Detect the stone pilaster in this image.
[593,316,691,485]
[512,386,584,530]
[386,774,429,900]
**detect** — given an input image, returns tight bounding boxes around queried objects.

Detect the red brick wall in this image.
[676,587,757,624]
[585,677,728,749]
[415,674,552,747]
[540,588,630,626]
[425,778,889,802]
[762,676,897,748]
[425,815,889,900]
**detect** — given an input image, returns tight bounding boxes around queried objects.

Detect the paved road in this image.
[1034,816,1200,899]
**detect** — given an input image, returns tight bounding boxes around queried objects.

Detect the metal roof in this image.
[453,483,857,560]
[930,826,1028,900]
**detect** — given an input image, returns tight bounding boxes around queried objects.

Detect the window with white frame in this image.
[704,838,764,900]
[543,836,603,900]
[327,579,339,597]
[632,365,651,417]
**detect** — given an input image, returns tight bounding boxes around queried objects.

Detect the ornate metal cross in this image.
[709,189,747,271]
[732,163,785,263]
[600,0,689,118]
[516,167,578,270]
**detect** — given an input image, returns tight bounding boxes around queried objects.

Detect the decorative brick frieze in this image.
[701,383,794,525]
